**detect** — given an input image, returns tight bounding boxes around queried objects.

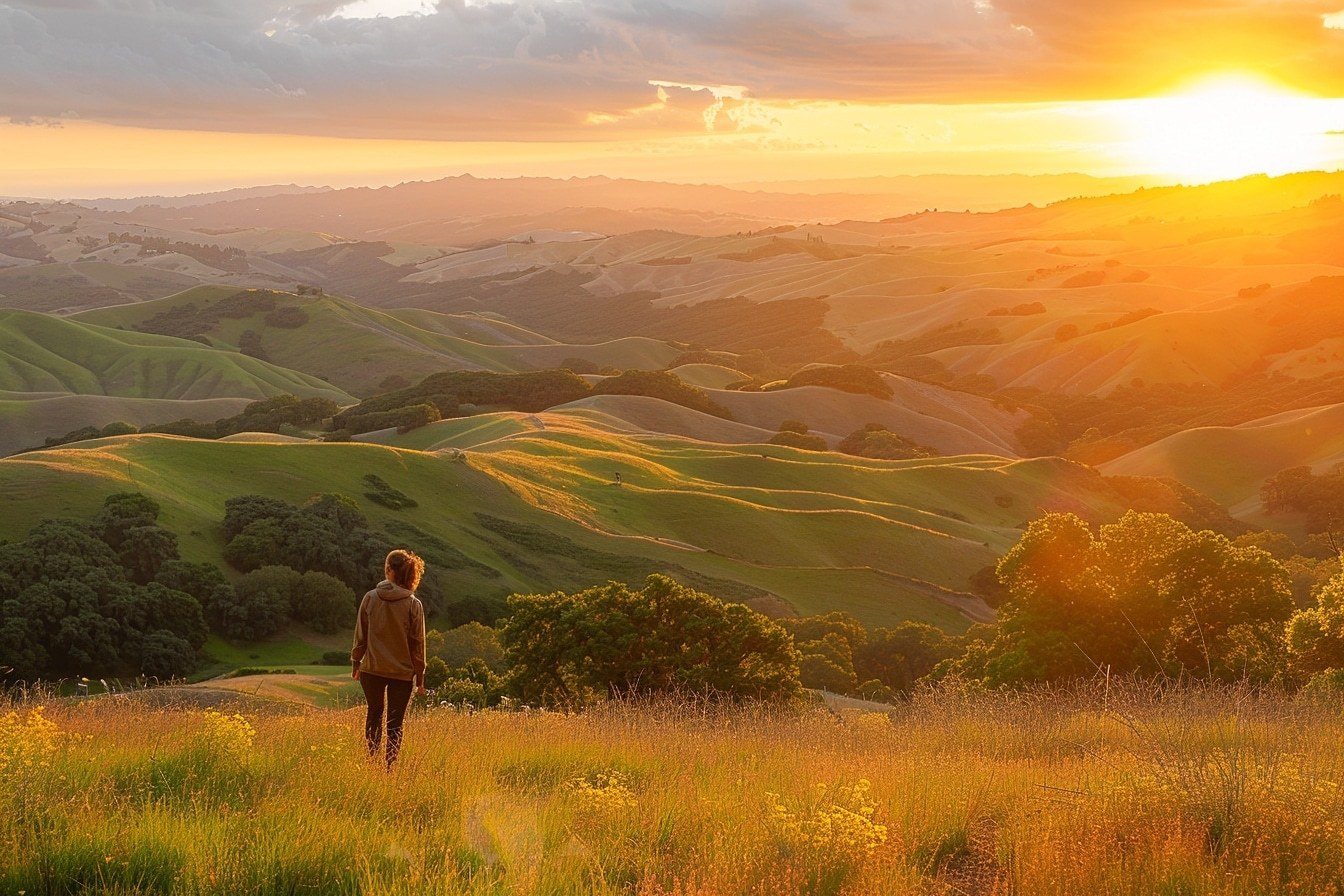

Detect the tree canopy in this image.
[0,495,201,680]
[1286,568,1344,675]
[775,364,893,399]
[837,424,938,460]
[941,511,1294,686]
[499,574,801,704]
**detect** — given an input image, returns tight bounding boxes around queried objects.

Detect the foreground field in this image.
[5,684,1343,895]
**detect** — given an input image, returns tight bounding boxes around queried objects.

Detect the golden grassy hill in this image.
[1100,401,1344,522]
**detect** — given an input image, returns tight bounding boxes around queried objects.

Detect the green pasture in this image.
[73,284,240,327]
[63,261,202,297]
[76,289,681,396]
[477,447,997,591]
[200,633,345,670]
[0,261,199,313]
[0,308,351,402]
[363,413,544,451]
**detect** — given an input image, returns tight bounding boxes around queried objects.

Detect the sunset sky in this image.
[5,0,1344,198]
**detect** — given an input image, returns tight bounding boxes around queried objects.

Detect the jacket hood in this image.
[376,580,414,601]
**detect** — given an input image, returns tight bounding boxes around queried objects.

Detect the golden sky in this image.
[4,0,1344,198]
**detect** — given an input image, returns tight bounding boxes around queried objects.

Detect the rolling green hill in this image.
[0,388,1255,636]
[0,308,349,401]
[0,429,1055,632]
[0,393,255,456]
[0,261,200,314]
[74,288,684,396]
[0,308,352,454]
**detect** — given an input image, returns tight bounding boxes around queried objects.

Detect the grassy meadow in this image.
[6,682,1344,895]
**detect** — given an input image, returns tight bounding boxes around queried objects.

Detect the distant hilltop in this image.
[73,184,335,212]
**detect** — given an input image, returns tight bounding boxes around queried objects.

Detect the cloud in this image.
[6,115,67,127]
[0,0,1340,144]
[330,0,436,19]
[649,81,750,130]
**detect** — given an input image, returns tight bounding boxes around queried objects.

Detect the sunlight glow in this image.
[330,0,434,19]
[1116,74,1339,182]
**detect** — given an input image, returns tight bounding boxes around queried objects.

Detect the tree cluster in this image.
[772,364,894,400]
[861,326,1001,392]
[109,233,246,272]
[215,395,338,437]
[837,424,939,460]
[218,566,353,640]
[499,574,801,705]
[590,370,734,419]
[335,403,441,437]
[425,656,506,708]
[1262,466,1344,536]
[264,306,310,329]
[42,420,138,449]
[1286,568,1344,676]
[135,290,285,341]
[333,367,735,432]
[0,494,205,681]
[769,420,828,452]
[221,494,391,596]
[42,395,338,450]
[332,369,590,428]
[987,302,1046,316]
[238,330,267,360]
[427,621,505,673]
[940,511,1295,686]
[778,612,956,700]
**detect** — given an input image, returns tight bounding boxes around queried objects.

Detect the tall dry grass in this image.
[3,680,1343,895]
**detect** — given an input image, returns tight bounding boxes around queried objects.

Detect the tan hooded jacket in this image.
[351,580,426,683]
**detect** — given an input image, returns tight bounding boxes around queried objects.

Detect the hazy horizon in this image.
[8,169,1181,208]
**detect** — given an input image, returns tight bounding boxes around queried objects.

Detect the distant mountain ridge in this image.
[115,172,1171,244]
[75,184,334,212]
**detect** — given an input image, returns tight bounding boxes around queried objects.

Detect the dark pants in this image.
[360,671,414,767]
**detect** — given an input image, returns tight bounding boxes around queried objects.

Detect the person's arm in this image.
[410,598,427,694]
[351,593,370,680]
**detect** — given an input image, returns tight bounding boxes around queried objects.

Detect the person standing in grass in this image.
[351,549,427,768]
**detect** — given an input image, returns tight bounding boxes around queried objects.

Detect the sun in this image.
[1116,73,1334,183]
